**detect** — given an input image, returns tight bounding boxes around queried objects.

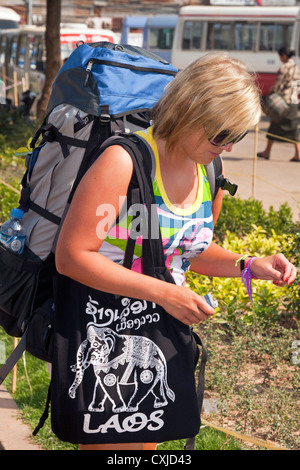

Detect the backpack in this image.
[0,42,236,386]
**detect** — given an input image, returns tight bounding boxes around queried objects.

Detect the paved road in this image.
[221,115,300,221]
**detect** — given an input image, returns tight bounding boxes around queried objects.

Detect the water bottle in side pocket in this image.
[0,208,27,254]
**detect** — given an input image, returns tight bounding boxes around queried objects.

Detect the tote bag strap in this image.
[125,136,169,276]
[102,134,169,278]
[100,135,207,450]
[122,137,209,450]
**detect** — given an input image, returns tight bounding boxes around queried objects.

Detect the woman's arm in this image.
[190,242,241,277]
[55,145,215,326]
[190,242,297,286]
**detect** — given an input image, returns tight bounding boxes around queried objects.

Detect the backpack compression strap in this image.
[205,156,223,201]
[19,117,99,225]
[205,155,238,199]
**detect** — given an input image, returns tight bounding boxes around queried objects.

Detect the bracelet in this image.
[241,257,257,302]
[235,255,251,272]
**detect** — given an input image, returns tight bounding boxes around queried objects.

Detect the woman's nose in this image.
[221,142,233,152]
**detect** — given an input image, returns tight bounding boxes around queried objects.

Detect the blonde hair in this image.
[151,53,262,152]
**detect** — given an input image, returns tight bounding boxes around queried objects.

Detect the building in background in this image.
[0,0,298,31]
[0,0,183,30]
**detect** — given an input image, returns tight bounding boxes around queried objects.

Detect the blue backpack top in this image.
[46,41,178,118]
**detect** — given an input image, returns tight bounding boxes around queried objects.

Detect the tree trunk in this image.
[36,0,61,121]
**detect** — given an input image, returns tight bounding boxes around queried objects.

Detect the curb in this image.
[0,384,42,450]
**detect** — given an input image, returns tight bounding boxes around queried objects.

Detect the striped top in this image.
[99,127,213,285]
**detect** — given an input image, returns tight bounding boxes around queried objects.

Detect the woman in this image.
[55,53,297,450]
[258,46,300,162]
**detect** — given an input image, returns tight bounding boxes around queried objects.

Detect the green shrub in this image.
[0,178,20,223]
[214,196,294,241]
[0,108,35,223]
[0,106,36,152]
[187,226,297,324]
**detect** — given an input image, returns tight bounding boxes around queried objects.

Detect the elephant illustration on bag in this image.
[68,325,175,413]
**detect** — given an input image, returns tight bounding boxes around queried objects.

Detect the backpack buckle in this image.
[100,105,110,124]
[42,124,57,143]
[216,175,238,196]
[100,113,110,124]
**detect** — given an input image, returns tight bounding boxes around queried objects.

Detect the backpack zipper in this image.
[84,60,94,86]
[84,58,176,87]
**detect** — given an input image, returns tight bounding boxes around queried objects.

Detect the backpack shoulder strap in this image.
[205,155,223,202]
[205,155,238,199]
[99,132,155,205]
[99,133,171,279]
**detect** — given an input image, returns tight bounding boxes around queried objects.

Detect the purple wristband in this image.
[241,257,257,302]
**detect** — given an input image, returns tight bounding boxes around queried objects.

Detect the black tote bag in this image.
[50,137,206,445]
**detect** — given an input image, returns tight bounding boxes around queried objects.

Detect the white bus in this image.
[121,15,177,62]
[0,24,117,106]
[171,5,300,95]
[143,15,177,63]
[121,16,147,47]
[0,6,20,30]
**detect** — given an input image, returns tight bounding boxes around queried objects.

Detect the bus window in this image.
[274,24,293,51]
[182,21,202,49]
[235,22,257,51]
[9,35,18,65]
[192,22,202,49]
[0,19,19,29]
[17,35,27,68]
[259,23,293,51]
[207,22,234,50]
[149,27,174,50]
[0,34,7,64]
[29,35,44,70]
[182,21,192,49]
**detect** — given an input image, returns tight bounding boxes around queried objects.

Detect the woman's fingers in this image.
[161,285,215,326]
[251,254,297,285]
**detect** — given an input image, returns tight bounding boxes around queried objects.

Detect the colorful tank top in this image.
[99,127,213,285]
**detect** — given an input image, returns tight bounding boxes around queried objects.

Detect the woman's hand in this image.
[250,254,297,287]
[159,283,215,326]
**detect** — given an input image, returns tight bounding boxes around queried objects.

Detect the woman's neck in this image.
[156,138,192,169]
[155,138,199,208]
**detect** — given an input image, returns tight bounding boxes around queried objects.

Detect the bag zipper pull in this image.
[84,60,93,87]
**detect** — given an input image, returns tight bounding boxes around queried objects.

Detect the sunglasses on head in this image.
[208,129,248,147]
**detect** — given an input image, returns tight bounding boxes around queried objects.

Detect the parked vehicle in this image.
[0,6,20,30]
[122,15,177,62]
[121,16,147,47]
[0,24,117,108]
[172,5,300,95]
[143,15,177,63]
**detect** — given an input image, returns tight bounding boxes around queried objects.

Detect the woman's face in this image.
[179,127,233,166]
[279,53,288,63]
